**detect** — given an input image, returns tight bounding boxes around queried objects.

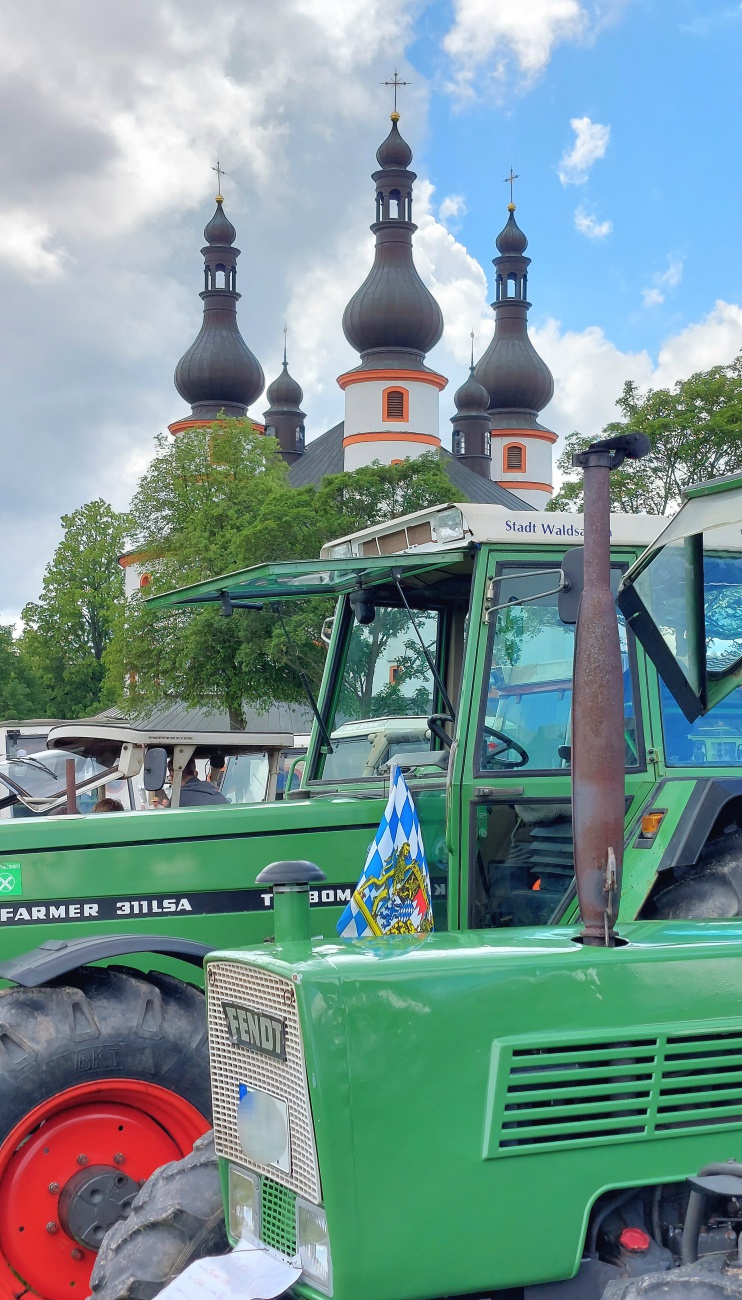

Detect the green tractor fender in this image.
[0,932,213,987]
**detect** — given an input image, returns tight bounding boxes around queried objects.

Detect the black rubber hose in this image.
[681,1161,742,1265]
[587,1188,639,1257]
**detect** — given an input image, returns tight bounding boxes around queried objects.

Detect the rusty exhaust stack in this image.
[571,433,650,945]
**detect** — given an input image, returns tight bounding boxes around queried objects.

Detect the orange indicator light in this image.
[641,811,665,837]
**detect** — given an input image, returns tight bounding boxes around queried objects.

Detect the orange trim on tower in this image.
[342,431,440,448]
[168,418,266,436]
[494,479,554,494]
[490,427,557,445]
[337,368,448,392]
[117,549,158,569]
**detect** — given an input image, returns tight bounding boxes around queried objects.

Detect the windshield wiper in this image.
[391,573,455,723]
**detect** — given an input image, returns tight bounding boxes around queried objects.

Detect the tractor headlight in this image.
[228,1165,261,1243]
[296,1198,332,1294]
[236,1084,291,1173]
[433,506,465,543]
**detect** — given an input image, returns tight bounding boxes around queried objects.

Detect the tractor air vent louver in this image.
[487,1022,742,1158]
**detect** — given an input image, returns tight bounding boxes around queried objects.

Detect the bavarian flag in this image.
[337,764,434,939]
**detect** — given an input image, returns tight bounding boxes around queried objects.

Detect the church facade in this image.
[123,110,559,598]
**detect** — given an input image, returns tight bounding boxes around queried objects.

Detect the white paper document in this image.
[157,1244,302,1300]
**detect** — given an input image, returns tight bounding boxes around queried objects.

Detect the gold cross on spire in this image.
[212,159,227,199]
[503,168,519,207]
[382,69,410,114]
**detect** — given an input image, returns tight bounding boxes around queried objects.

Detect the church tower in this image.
[451,349,492,479]
[339,111,447,470]
[169,193,264,436]
[263,335,306,466]
[475,201,556,507]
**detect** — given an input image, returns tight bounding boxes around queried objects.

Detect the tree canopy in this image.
[549,354,742,514]
[0,626,47,720]
[106,419,456,726]
[21,499,130,717]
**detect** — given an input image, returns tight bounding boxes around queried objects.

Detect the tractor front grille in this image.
[206,959,320,1202]
[489,1021,742,1156]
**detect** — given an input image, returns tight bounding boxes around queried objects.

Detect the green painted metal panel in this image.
[211,922,742,1300]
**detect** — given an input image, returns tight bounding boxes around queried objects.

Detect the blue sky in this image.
[414,0,742,354]
[1,0,741,620]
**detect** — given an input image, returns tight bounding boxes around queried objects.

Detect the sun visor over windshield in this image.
[145,551,471,610]
[618,473,742,721]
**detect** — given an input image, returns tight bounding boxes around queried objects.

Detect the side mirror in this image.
[557,548,585,625]
[350,588,375,624]
[143,747,168,792]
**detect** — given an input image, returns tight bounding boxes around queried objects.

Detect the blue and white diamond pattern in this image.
[337,764,433,939]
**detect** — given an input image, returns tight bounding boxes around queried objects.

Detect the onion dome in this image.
[263,342,306,466]
[453,366,490,415]
[203,197,236,246]
[173,196,264,421]
[496,205,528,256]
[266,359,303,409]
[376,113,413,169]
[474,203,554,424]
[450,362,493,480]
[342,113,443,367]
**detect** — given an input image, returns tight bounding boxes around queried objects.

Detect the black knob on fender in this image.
[256,861,327,886]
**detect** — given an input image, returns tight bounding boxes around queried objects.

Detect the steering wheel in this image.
[481,724,529,769]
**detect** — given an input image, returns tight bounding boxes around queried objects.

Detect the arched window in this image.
[295,424,305,449]
[504,443,526,471]
[389,188,401,218]
[452,429,465,456]
[383,387,408,421]
[139,573,152,590]
[484,432,491,457]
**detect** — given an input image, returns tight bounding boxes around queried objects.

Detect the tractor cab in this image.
[44,721,297,810]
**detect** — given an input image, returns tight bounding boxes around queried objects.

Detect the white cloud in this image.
[558,116,610,184]
[439,194,468,227]
[642,257,684,307]
[0,211,69,280]
[443,0,590,97]
[0,0,424,612]
[574,205,612,239]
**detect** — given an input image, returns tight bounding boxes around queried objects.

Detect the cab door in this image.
[451,546,657,932]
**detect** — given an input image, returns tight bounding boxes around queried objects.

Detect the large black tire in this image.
[89,1130,228,1300]
[0,966,211,1130]
[0,966,211,1299]
[645,830,742,919]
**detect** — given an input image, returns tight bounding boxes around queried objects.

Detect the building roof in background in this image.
[286,420,534,509]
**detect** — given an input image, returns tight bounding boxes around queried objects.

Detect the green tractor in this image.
[89,447,742,1300]
[5,458,742,1298]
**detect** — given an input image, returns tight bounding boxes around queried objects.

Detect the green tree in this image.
[549,354,742,514]
[0,626,48,719]
[21,499,130,717]
[108,418,457,725]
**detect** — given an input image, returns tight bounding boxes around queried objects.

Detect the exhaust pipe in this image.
[571,433,650,945]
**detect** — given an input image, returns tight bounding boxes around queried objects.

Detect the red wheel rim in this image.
[0,1079,209,1300]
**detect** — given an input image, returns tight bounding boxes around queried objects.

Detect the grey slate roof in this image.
[286,420,533,509]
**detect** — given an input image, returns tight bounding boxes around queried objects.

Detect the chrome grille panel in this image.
[207,960,320,1202]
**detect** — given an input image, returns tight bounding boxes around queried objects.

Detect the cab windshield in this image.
[478,563,641,773]
[318,604,441,782]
